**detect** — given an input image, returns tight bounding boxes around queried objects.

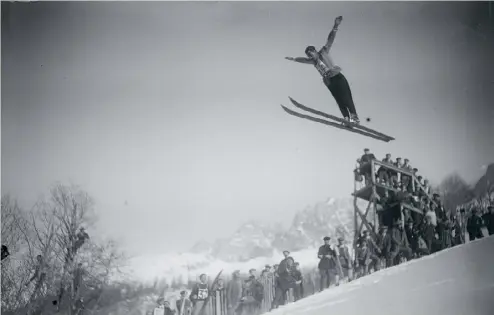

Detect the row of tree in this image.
[0,184,135,315]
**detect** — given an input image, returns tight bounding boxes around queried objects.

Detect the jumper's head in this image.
[283,250,290,258]
[199,274,207,282]
[305,46,318,59]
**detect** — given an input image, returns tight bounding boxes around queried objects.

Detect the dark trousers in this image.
[319,269,332,291]
[272,286,288,309]
[386,247,412,267]
[293,284,304,301]
[323,73,357,118]
[468,230,483,241]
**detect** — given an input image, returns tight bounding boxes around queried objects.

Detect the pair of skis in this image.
[281,97,395,142]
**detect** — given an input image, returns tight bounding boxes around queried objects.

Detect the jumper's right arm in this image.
[285,57,314,64]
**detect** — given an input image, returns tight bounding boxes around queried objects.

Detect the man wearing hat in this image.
[359,148,376,185]
[467,208,484,241]
[386,219,412,267]
[317,236,338,291]
[360,230,382,273]
[226,270,243,315]
[387,157,401,188]
[377,153,392,185]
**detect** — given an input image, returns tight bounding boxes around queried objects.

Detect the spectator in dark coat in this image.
[467,208,484,241]
[317,236,338,291]
[291,262,304,301]
[482,206,494,236]
[272,257,296,309]
[386,219,412,267]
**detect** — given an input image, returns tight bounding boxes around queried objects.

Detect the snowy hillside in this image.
[268,236,494,315]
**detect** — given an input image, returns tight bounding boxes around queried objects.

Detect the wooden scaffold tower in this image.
[351,159,439,253]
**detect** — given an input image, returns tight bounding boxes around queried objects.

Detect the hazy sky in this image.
[2,2,493,255]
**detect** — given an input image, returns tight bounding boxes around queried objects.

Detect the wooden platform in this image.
[352,184,423,214]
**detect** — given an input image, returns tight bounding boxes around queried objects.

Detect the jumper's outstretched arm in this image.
[285,57,313,64]
[322,16,342,51]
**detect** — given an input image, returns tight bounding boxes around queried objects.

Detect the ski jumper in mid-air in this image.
[285,16,360,124]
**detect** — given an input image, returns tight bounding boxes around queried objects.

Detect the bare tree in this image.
[1,195,32,311]
[2,185,128,315]
[438,173,475,213]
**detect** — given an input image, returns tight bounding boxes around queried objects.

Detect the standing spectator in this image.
[226,271,242,315]
[377,153,392,185]
[237,274,263,315]
[386,219,412,267]
[291,262,304,301]
[400,159,412,190]
[191,274,210,315]
[421,215,437,254]
[361,230,382,273]
[359,148,376,185]
[482,206,494,235]
[451,215,465,246]
[355,238,372,277]
[176,291,192,315]
[272,257,296,309]
[317,236,337,291]
[336,237,353,282]
[258,268,274,313]
[467,208,484,241]
[390,157,403,188]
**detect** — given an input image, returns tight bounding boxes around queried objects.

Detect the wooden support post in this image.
[371,160,378,233]
[353,179,358,254]
[400,204,405,228]
[355,204,378,242]
[356,200,373,238]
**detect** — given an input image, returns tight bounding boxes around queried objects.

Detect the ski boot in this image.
[350,114,360,124]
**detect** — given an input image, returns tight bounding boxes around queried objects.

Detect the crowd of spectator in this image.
[149,148,493,315]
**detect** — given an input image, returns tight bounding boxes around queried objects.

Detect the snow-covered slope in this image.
[269,236,494,315]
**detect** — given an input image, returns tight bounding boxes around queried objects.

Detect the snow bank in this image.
[268,236,494,315]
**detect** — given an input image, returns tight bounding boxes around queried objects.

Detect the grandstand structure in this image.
[351,159,438,251]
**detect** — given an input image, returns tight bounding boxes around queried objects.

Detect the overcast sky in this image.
[2,2,493,255]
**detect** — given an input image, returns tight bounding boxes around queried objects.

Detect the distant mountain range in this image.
[189,197,369,262]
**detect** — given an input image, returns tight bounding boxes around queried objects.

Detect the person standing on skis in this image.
[285,16,360,124]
